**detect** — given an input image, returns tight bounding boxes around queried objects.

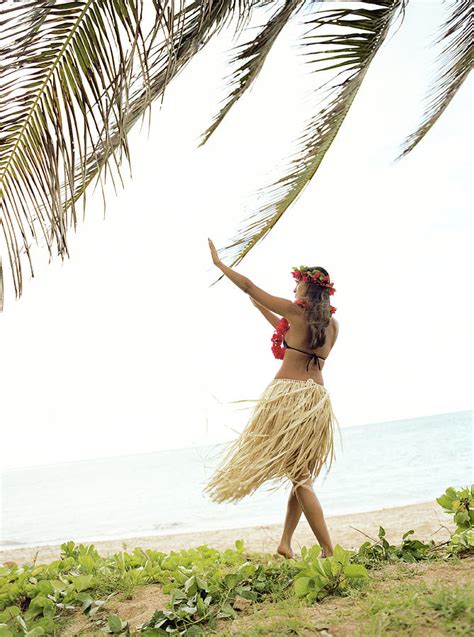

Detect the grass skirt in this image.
[203,378,341,503]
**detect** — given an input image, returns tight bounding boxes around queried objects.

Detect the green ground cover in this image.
[0,485,472,636]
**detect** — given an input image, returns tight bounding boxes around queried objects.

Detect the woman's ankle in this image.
[320,544,333,557]
[279,537,292,548]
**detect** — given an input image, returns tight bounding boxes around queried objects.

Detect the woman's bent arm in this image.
[251,298,281,327]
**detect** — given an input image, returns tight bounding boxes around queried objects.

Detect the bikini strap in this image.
[283,340,325,372]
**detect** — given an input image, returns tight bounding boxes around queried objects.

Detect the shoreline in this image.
[0,497,433,553]
[1,500,455,566]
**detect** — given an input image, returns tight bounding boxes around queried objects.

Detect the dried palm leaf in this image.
[199,0,305,146]
[210,0,408,279]
[397,0,473,159]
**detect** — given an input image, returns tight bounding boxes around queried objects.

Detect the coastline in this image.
[1,500,455,566]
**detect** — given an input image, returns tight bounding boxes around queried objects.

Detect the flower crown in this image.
[291,266,336,296]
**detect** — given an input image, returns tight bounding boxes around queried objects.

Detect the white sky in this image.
[0,1,472,469]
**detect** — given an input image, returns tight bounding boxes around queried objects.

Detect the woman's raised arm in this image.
[208,239,301,319]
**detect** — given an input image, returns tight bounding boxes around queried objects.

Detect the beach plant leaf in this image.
[294,576,310,596]
[333,543,350,566]
[234,539,245,553]
[24,629,45,637]
[436,484,473,532]
[106,613,128,633]
[73,574,95,592]
[343,563,369,579]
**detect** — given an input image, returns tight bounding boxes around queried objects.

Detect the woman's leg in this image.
[277,489,303,558]
[293,477,334,557]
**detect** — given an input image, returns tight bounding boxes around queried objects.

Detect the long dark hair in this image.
[301,266,332,349]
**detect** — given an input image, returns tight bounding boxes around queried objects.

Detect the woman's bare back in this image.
[274,316,339,386]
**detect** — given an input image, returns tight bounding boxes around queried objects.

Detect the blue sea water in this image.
[1,410,472,549]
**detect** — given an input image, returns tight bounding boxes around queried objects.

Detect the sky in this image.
[0,1,472,469]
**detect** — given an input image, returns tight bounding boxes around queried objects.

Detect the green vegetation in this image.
[437,485,474,556]
[0,485,472,636]
[293,544,368,603]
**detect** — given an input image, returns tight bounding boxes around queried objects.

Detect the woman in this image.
[205,239,341,558]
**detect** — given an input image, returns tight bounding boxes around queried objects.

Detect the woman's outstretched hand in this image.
[208,238,251,294]
[208,238,222,268]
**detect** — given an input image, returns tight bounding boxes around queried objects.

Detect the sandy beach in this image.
[1,500,455,566]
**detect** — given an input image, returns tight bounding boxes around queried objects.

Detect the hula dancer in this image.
[205,239,341,559]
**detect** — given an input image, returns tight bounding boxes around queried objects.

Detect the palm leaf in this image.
[0,0,155,298]
[199,0,304,146]
[397,0,473,159]
[0,0,257,300]
[210,0,407,280]
[59,1,259,220]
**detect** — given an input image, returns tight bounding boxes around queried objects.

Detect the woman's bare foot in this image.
[320,546,333,558]
[276,542,294,559]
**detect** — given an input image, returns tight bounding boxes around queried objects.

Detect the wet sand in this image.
[1,500,455,566]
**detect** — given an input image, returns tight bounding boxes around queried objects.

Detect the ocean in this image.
[1,410,472,550]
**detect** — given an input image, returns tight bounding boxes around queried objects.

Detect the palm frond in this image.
[0,0,257,300]
[199,0,304,146]
[397,0,473,159]
[59,1,259,217]
[211,0,407,278]
[0,0,154,297]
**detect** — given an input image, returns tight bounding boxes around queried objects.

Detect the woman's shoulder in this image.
[330,317,339,345]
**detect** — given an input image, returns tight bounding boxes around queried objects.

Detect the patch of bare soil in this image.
[60,584,169,636]
[394,554,474,588]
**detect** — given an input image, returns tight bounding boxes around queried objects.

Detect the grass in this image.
[213,558,474,637]
[53,554,474,636]
[334,580,474,637]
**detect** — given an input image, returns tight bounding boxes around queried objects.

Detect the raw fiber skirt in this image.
[203,378,341,503]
